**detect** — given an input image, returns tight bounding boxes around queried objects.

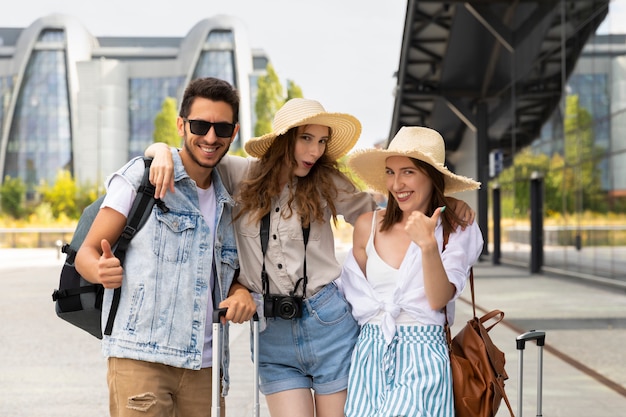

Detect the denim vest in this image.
[100,154,238,392]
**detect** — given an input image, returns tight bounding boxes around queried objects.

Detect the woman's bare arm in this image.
[145,142,176,199]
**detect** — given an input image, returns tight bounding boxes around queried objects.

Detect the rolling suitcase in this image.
[516,330,546,417]
[212,308,260,417]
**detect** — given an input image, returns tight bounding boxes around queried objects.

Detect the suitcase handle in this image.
[516,330,546,417]
[516,330,546,350]
[211,307,260,417]
[213,307,260,323]
[213,307,228,323]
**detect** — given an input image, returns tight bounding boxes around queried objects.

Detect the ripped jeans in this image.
[107,358,224,417]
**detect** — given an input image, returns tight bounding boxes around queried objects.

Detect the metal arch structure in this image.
[390,0,609,256]
[390,0,609,154]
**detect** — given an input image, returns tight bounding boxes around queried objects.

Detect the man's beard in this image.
[182,135,231,169]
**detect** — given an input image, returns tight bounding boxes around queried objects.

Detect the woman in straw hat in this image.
[144,100,475,417]
[339,126,483,417]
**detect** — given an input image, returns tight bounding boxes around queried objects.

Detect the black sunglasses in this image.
[184,119,236,138]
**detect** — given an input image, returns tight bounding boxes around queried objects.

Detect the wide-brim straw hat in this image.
[244,98,361,160]
[348,126,481,195]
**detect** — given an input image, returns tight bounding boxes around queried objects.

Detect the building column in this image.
[477,101,489,257]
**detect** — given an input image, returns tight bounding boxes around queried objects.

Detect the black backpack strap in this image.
[104,157,161,336]
[260,212,270,296]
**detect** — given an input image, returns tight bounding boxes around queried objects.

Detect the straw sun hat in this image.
[348,126,481,195]
[244,98,361,160]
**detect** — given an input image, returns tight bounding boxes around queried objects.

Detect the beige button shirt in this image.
[217,154,377,297]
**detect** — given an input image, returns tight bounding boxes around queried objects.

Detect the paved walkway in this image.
[1,248,625,416]
[465,258,626,417]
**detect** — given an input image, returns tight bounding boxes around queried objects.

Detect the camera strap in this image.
[260,211,310,298]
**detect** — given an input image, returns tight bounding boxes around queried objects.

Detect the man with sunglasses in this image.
[76,77,256,417]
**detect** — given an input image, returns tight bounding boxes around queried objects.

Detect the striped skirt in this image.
[345,323,454,417]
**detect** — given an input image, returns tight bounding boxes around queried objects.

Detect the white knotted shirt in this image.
[337,211,483,345]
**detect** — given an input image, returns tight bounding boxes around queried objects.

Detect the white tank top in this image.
[365,211,425,326]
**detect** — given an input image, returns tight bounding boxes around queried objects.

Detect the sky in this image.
[0,0,407,150]
[1,0,625,150]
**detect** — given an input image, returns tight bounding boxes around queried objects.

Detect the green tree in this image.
[286,80,303,101]
[0,176,27,219]
[562,94,605,213]
[75,181,100,217]
[494,93,606,219]
[496,148,550,218]
[545,152,568,216]
[255,63,285,136]
[39,170,80,219]
[154,97,180,146]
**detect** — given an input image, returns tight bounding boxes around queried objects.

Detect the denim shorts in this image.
[253,282,359,395]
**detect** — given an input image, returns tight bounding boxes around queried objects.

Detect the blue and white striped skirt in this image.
[345,323,454,417]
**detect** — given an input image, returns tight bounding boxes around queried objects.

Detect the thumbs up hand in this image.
[98,239,123,289]
[404,206,445,249]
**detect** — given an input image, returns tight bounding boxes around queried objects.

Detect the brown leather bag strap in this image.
[443,269,475,328]
[503,384,515,416]
[480,309,505,332]
[442,229,454,346]
[442,234,515,417]
[496,375,516,417]
[468,269,477,317]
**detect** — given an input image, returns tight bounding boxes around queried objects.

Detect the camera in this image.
[264,294,303,319]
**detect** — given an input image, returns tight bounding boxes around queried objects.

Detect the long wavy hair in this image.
[234,126,353,227]
[380,158,466,236]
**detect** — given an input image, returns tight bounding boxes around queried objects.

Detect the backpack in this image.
[52,157,161,339]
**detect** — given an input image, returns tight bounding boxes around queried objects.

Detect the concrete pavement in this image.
[466,258,626,417]
[1,248,625,416]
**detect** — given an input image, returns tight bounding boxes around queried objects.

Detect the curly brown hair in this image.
[380,158,466,235]
[234,126,353,227]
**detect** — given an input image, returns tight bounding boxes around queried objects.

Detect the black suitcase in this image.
[516,330,546,417]
[212,308,260,417]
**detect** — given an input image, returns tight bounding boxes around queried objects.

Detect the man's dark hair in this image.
[179,77,240,123]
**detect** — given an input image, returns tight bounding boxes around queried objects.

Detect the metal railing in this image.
[0,227,74,248]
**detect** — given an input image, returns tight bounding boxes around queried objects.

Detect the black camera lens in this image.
[263,294,303,319]
[278,298,298,319]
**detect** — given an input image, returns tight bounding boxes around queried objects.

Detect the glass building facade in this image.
[128,76,185,157]
[495,31,626,285]
[0,14,265,195]
[4,29,72,198]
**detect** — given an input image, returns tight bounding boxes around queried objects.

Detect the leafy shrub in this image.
[0,176,27,219]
